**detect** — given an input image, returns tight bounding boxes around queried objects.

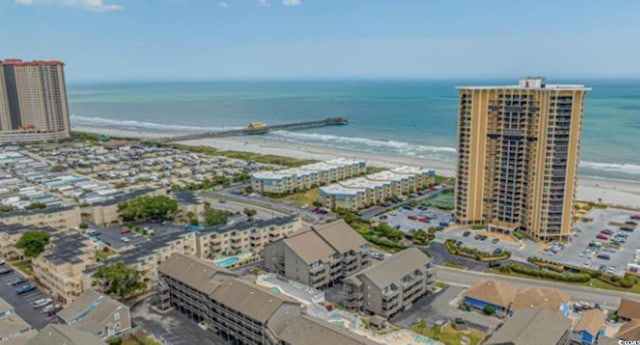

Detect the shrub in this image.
[483,305,496,315]
[512,231,524,240]
[471,224,485,230]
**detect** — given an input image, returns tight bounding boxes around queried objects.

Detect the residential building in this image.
[454,77,590,241]
[319,166,435,211]
[25,324,106,345]
[461,280,517,317]
[0,59,71,143]
[343,248,435,319]
[570,309,605,345]
[0,205,80,231]
[485,307,572,345]
[158,253,380,345]
[510,287,571,316]
[617,319,640,341]
[57,289,131,341]
[264,220,370,290]
[0,224,56,261]
[174,191,204,221]
[616,297,640,322]
[193,216,301,259]
[82,188,163,226]
[251,158,367,195]
[84,230,197,290]
[0,297,32,343]
[31,233,96,305]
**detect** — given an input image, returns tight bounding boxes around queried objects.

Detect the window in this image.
[115,322,121,329]
[114,312,120,320]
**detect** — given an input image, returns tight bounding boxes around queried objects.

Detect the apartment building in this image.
[82,187,163,226]
[485,307,572,345]
[194,216,301,259]
[0,224,56,261]
[343,248,435,319]
[58,289,131,341]
[454,77,590,241]
[319,166,436,211]
[0,205,81,231]
[264,220,370,290]
[0,59,71,143]
[251,158,367,195]
[31,233,96,305]
[158,253,381,345]
[0,297,32,343]
[84,230,198,290]
[174,191,204,221]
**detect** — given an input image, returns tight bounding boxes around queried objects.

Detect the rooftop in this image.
[26,324,105,345]
[319,184,365,196]
[44,233,92,266]
[275,315,382,345]
[92,187,156,207]
[510,287,570,312]
[618,319,640,341]
[1,204,77,218]
[485,307,571,345]
[462,279,517,308]
[617,297,640,320]
[457,77,590,91]
[159,253,238,294]
[173,191,201,205]
[200,215,297,235]
[346,248,429,289]
[574,309,605,336]
[57,290,128,335]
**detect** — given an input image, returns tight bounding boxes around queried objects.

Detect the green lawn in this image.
[274,188,319,207]
[10,261,33,277]
[444,261,466,269]
[411,323,485,345]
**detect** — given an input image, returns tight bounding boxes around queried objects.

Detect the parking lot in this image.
[551,207,640,276]
[91,222,186,250]
[133,299,228,345]
[437,227,539,260]
[377,206,455,234]
[0,264,55,329]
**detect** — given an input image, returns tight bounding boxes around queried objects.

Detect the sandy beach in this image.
[74,125,640,208]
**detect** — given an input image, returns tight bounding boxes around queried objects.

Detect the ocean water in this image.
[68,80,640,182]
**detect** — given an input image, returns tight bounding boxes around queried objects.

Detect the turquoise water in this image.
[214,256,239,267]
[67,80,640,182]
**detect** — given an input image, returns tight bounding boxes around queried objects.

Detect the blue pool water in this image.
[214,256,239,267]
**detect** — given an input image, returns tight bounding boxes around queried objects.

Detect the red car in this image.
[596,234,609,240]
[631,215,640,220]
[408,215,418,221]
[418,217,429,223]
[120,228,131,234]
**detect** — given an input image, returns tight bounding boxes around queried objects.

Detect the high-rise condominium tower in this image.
[454,77,589,241]
[0,59,71,143]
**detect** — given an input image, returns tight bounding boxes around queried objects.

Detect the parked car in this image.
[120,228,131,234]
[462,231,471,237]
[402,206,413,211]
[620,226,635,232]
[600,229,614,235]
[488,262,501,268]
[439,221,450,227]
[597,254,611,260]
[408,215,418,221]
[626,220,638,226]
[596,234,609,240]
[491,238,500,244]
[16,284,36,295]
[598,265,607,272]
[379,215,388,220]
[10,277,27,286]
[0,267,13,275]
[33,298,52,309]
[630,215,640,220]
[607,266,617,274]
[120,237,130,243]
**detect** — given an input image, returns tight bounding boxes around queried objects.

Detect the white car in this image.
[607,266,617,274]
[120,237,130,243]
[33,298,52,309]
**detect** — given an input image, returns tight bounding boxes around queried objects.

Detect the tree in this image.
[203,209,231,227]
[312,200,322,207]
[79,223,89,230]
[0,204,15,213]
[243,208,257,218]
[483,305,496,315]
[25,202,46,210]
[243,186,253,194]
[203,201,211,210]
[93,262,146,300]
[413,229,428,244]
[50,165,67,172]
[117,195,179,222]
[186,211,195,220]
[16,231,51,257]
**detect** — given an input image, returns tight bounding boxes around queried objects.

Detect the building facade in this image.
[57,290,131,341]
[0,205,81,231]
[454,77,590,241]
[343,248,435,319]
[0,59,71,144]
[264,220,370,290]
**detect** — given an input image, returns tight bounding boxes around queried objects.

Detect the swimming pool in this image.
[271,287,281,294]
[214,256,239,267]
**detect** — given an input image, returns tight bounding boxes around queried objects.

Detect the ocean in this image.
[68,80,640,182]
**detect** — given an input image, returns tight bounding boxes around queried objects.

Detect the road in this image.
[200,197,289,220]
[436,265,630,310]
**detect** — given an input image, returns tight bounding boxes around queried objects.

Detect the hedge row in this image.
[445,239,511,262]
[528,257,601,278]
[498,263,591,283]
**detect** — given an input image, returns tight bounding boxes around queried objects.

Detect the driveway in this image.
[392,286,501,332]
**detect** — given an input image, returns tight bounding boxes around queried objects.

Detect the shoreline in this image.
[73,125,640,208]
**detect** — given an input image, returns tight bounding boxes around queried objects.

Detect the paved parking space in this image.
[93,222,185,250]
[0,265,55,329]
[551,208,640,276]
[132,300,227,345]
[378,207,455,233]
[437,228,537,259]
[392,286,500,332]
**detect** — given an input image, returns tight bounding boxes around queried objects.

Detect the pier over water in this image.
[155,117,349,143]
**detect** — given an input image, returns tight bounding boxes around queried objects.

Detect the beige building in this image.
[0,205,81,231]
[0,59,71,143]
[0,224,57,261]
[0,297,32,343]
[251,158,367,195]
[58,290,131,341]
[343,248,435,319]
[454,77,590,241]
[31,233,96,305]
[485,307,571,345]
[23,324,106,345]
[264,220,370,290]
[84,230,198,290]
[174,191,205,221]
[195,216,301,259]
[158,253,381,345]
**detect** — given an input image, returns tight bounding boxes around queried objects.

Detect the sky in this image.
[1,0,640,82]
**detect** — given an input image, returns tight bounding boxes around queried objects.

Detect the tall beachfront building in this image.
[454,77,590,241]
[0,59,71,143]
